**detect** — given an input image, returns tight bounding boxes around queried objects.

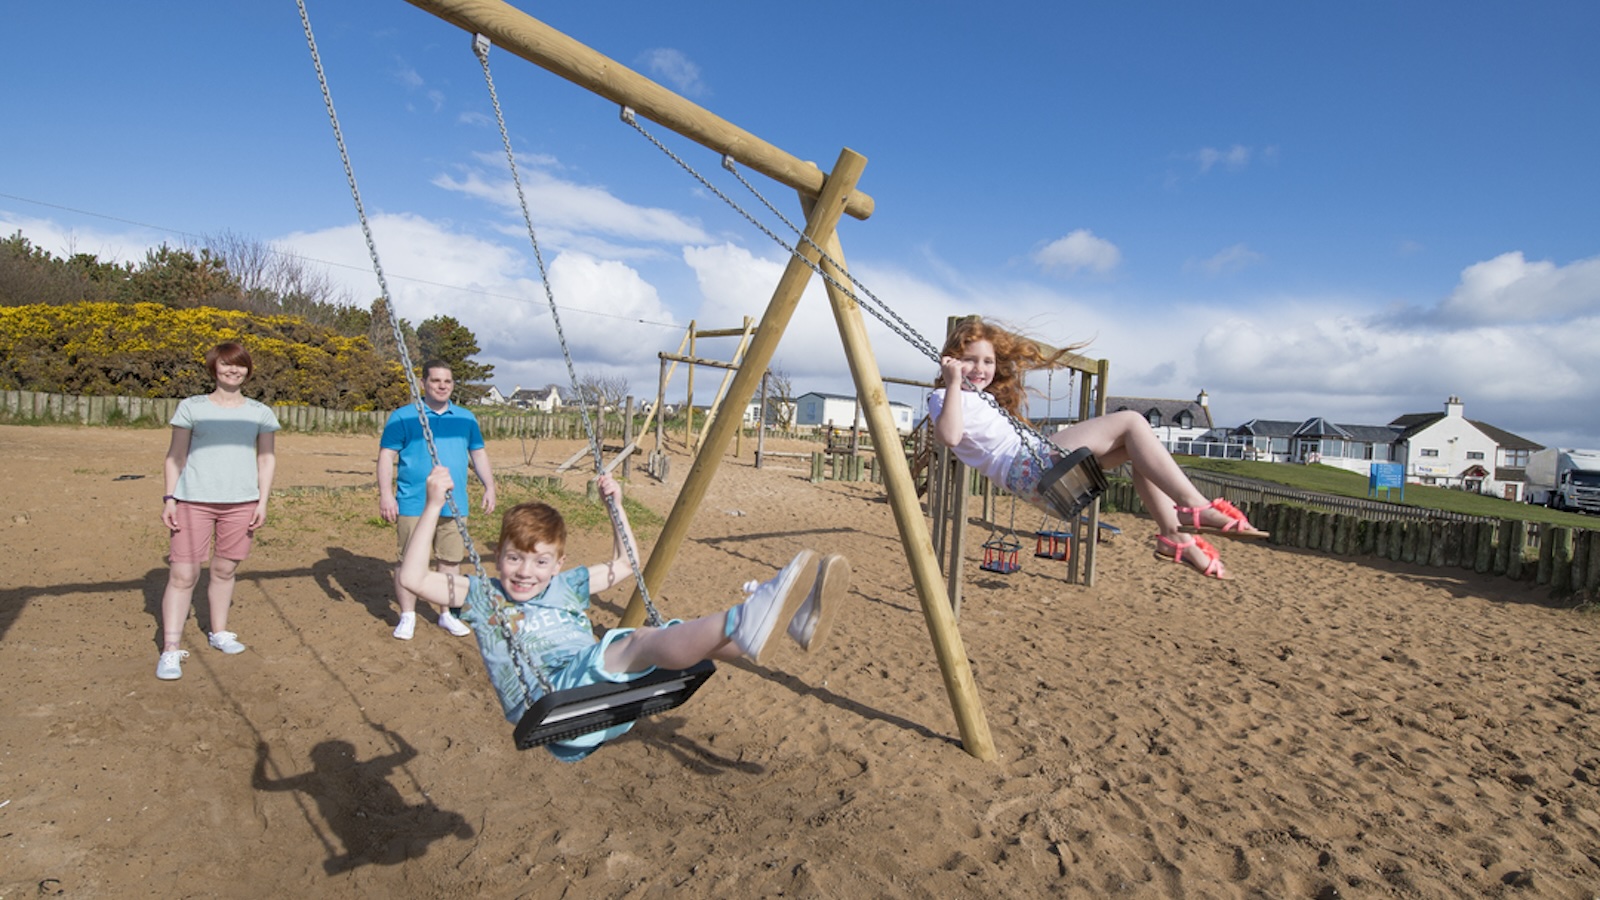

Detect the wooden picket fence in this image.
[1101,479,1599,598]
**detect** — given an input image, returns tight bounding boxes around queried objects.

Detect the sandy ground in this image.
[3,423,1600,899]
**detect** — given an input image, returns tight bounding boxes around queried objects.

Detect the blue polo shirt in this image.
[380,402,486,517]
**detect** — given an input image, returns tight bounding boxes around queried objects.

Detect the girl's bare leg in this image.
[1050,411,1228,574]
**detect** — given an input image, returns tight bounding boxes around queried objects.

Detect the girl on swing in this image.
[929,318,1266,580]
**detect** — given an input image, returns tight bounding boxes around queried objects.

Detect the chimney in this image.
[1445,395,1463,418]
[1197,390,1209,407]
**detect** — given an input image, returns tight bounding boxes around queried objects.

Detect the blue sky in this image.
[4,1,1598,449]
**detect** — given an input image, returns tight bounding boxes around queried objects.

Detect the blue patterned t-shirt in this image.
[458,568,596,722]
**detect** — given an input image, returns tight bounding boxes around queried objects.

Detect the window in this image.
[1466,451,1485,460]
[1322,439,1346,458]
[1147,411,1162,428]
[1177,411,1193,428]
[1420,448,1439,458]
[1504,448,1530,467]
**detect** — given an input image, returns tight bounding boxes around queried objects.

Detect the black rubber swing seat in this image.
[513,660,717,750]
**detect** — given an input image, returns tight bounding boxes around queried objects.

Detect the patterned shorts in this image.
[1002,445,1068,514]
[541,619,684,762]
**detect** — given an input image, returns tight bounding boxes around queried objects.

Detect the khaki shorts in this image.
[395,516,466,565]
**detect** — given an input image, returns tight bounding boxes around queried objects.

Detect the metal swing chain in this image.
[474,37,664,633]
[620,110,1059,473]
[295,0,483,572]
[296,2,550,702]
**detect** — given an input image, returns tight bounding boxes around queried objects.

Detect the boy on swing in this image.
[399,466,849,761]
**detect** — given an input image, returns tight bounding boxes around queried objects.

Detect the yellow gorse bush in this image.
[0,302,411,410]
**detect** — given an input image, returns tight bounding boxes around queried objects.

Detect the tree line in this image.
[0,230,493,408]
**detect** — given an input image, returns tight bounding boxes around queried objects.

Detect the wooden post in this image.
[1569,528,1591,594]
[755,370,769,468]
[406,0,990,760]
[1550,528,1573,595]
[1474,521,1495,574]
[1584,530,1600,595]
[623,149,863,623]
[809,218,994,760]
[1506,520,1527,581]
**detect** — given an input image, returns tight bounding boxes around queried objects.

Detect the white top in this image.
[927,388,1030,483]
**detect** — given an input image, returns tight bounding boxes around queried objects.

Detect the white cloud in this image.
[1187,243,1264,276]
[1196,144,1252,173]
[637,48,706,98]
[433,162,711,246]
[277,213,682,397]
[1032,229,1121,275]
[0,211,173,264]
[1436,251,1600,325]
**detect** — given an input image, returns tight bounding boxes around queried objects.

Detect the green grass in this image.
[1178,456,1596,529]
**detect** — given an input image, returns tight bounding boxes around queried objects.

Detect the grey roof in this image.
[1236,417,1402,444]
[1233,418,1304,438]
[1468,420,1542,451]
[798,391,911,410]
[1389,411,1542,450]
[1105,395,1213,430]
[1293,417,1353,439]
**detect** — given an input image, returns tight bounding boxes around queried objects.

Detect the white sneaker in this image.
[437,610,472,637]
[156,650,189,681]
[788,554,849,652]
[208,631,246,654]
[393,612,417,640]
[730,550,816,664]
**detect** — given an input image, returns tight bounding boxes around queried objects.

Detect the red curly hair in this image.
[935,318,1087,421]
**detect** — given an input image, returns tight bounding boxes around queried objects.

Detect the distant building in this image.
[1106,392,1213,444]
[795,391,915,434]
[476,386,507,406]
[1228,396,1542,499]
[1034,391,1214,447]
[1391,396,1541,501]
[745,397,797,428]
[507,385,562,413]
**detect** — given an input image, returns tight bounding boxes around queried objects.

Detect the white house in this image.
[1228,396,1542,499]
[745,397,798,428]
[795,391,915,434]
[1106,392,1214,447]
[507,385,562,413]
[1391,396,1541,500]
[476,386,507,406]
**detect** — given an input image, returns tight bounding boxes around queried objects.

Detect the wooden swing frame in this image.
[402,0,1007,760]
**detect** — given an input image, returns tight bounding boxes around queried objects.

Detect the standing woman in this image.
[156,341,280,680]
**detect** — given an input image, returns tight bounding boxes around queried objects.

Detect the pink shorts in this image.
[169,501,257,564]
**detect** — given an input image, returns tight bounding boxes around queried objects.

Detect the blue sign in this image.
[1368,462,1405,500]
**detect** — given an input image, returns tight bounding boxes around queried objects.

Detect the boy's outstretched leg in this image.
[600,550,822,674]
[788,553,849,652]
[728,550,816,664]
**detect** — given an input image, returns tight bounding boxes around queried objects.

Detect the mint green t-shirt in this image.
[171,395,281,503]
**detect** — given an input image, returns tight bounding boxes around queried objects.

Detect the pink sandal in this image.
[1154,533,1229,579]
[1174,498,1269,539]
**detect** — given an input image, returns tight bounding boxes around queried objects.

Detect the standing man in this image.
[378,360,496,640]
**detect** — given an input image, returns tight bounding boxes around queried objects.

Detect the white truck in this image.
[1525,447,1600,513]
